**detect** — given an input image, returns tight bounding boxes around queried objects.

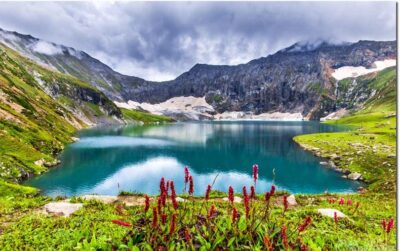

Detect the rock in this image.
[330,154,340,160]
[319,161,329,166]
[222,196,242,203]
[80,195,118,204]
[328,161,337,168]
[44,202,83,217]
[34,159,45,167]
[287,194,297,206]
[342,169,351,175]
[71,137,80,142]
[176,197,186,202]
[317,208,347,218]
[347,172,362,180]
[44,159,61,167]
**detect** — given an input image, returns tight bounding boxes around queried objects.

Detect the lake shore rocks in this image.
[222,196,242,203]
[80,195,118,204]
[44,202,83,217]
[347,172,362,180]
[317,208,347,218]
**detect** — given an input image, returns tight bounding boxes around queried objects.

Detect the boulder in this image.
[44,202,83,217]
[347,172,362,180]
[222,196,242,203]
[34,159,45,167]
[287,194,297,206]
[80,195,118,204]
[317,208,347,218]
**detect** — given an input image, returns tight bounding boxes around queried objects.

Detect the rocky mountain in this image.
[0,28,396,120]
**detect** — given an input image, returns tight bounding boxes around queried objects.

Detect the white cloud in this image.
[31,41,62,55]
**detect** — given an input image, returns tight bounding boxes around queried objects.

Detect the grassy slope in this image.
[121,108,175,124]
[0,44,175,222]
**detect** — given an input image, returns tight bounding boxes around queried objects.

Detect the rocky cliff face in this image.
[0,28,396,120]
[125,41,396,119]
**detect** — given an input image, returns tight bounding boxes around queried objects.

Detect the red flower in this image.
[328,198,336,204]
[170,181,178,209]
[166,181,170,196]
[382,218,395,233]
[232,207,238,223]
[208,204,217,219]
[281,225,289,249]
[252,164,259,183]
[160,177,166,194]
[270,185,276,196]
[338,197,344,205]
[298,216,312,232]
[161,213,167,225]
[111,219,132,228]
[243,187,250,218]
[184,166,190,184]
[161,191,167,207]
[144,195,150,213]
[152,207,158,228]
[264,192,271,202]
[205,184,212,201]
[334,212,338,224]
[184,228,191,242]
[347,199,352,205]
[242,186,248,199]
[283,195,288,212]
[188,175,194,195]
[228,186,234,204]
[157,197,162,214]
[250,185,255,199]
[169,214,177,234]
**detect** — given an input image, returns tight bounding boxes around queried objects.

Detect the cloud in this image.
[0,2,396,81]
[30,41,63,55]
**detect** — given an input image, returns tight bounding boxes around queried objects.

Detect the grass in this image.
[0,43,396,249]
[121,108,175,124]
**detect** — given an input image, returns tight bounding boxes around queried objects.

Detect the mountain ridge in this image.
[0,27,396,119]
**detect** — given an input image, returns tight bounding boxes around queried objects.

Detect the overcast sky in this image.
[0,2,396,81]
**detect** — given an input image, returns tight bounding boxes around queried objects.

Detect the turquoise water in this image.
[26,121,360,196]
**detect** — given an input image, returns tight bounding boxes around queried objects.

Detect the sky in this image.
[0,2,396,81]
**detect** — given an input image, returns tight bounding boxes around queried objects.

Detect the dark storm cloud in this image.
[0,2,396,81]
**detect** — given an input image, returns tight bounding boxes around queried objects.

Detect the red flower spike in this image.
[338,197,344,205]
[283,195,288,212]
[160,177,166,194]
[157,197,162,214]
[170,181,179,209]
[161,214,167,225]
[228,186,234,204]
[387,218,395,233]
[334,212,338,224]
[184,228,191,242]
[270,185,276,196]
[144,195,150,213]
[264,192,271,202]
[281,225,289,249]
[188,175,194,195]
[184,166,190,184]
[166,181,170,196]
[347,199,352,205]
[242,186,248,199]
[252,164,259,183]
[382,219,387,231]
[111,219,132,228]
[208,204,217,219]
[152,207,158,228]
[169,214,177,234]
[205,184,212,201]
[250,185,255,199]
[298,216,312,232]
[232,207,238,223]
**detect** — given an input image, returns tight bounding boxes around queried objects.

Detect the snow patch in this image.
[332,59,396,80]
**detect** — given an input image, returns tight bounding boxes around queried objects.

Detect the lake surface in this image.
[26,121,360,196]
